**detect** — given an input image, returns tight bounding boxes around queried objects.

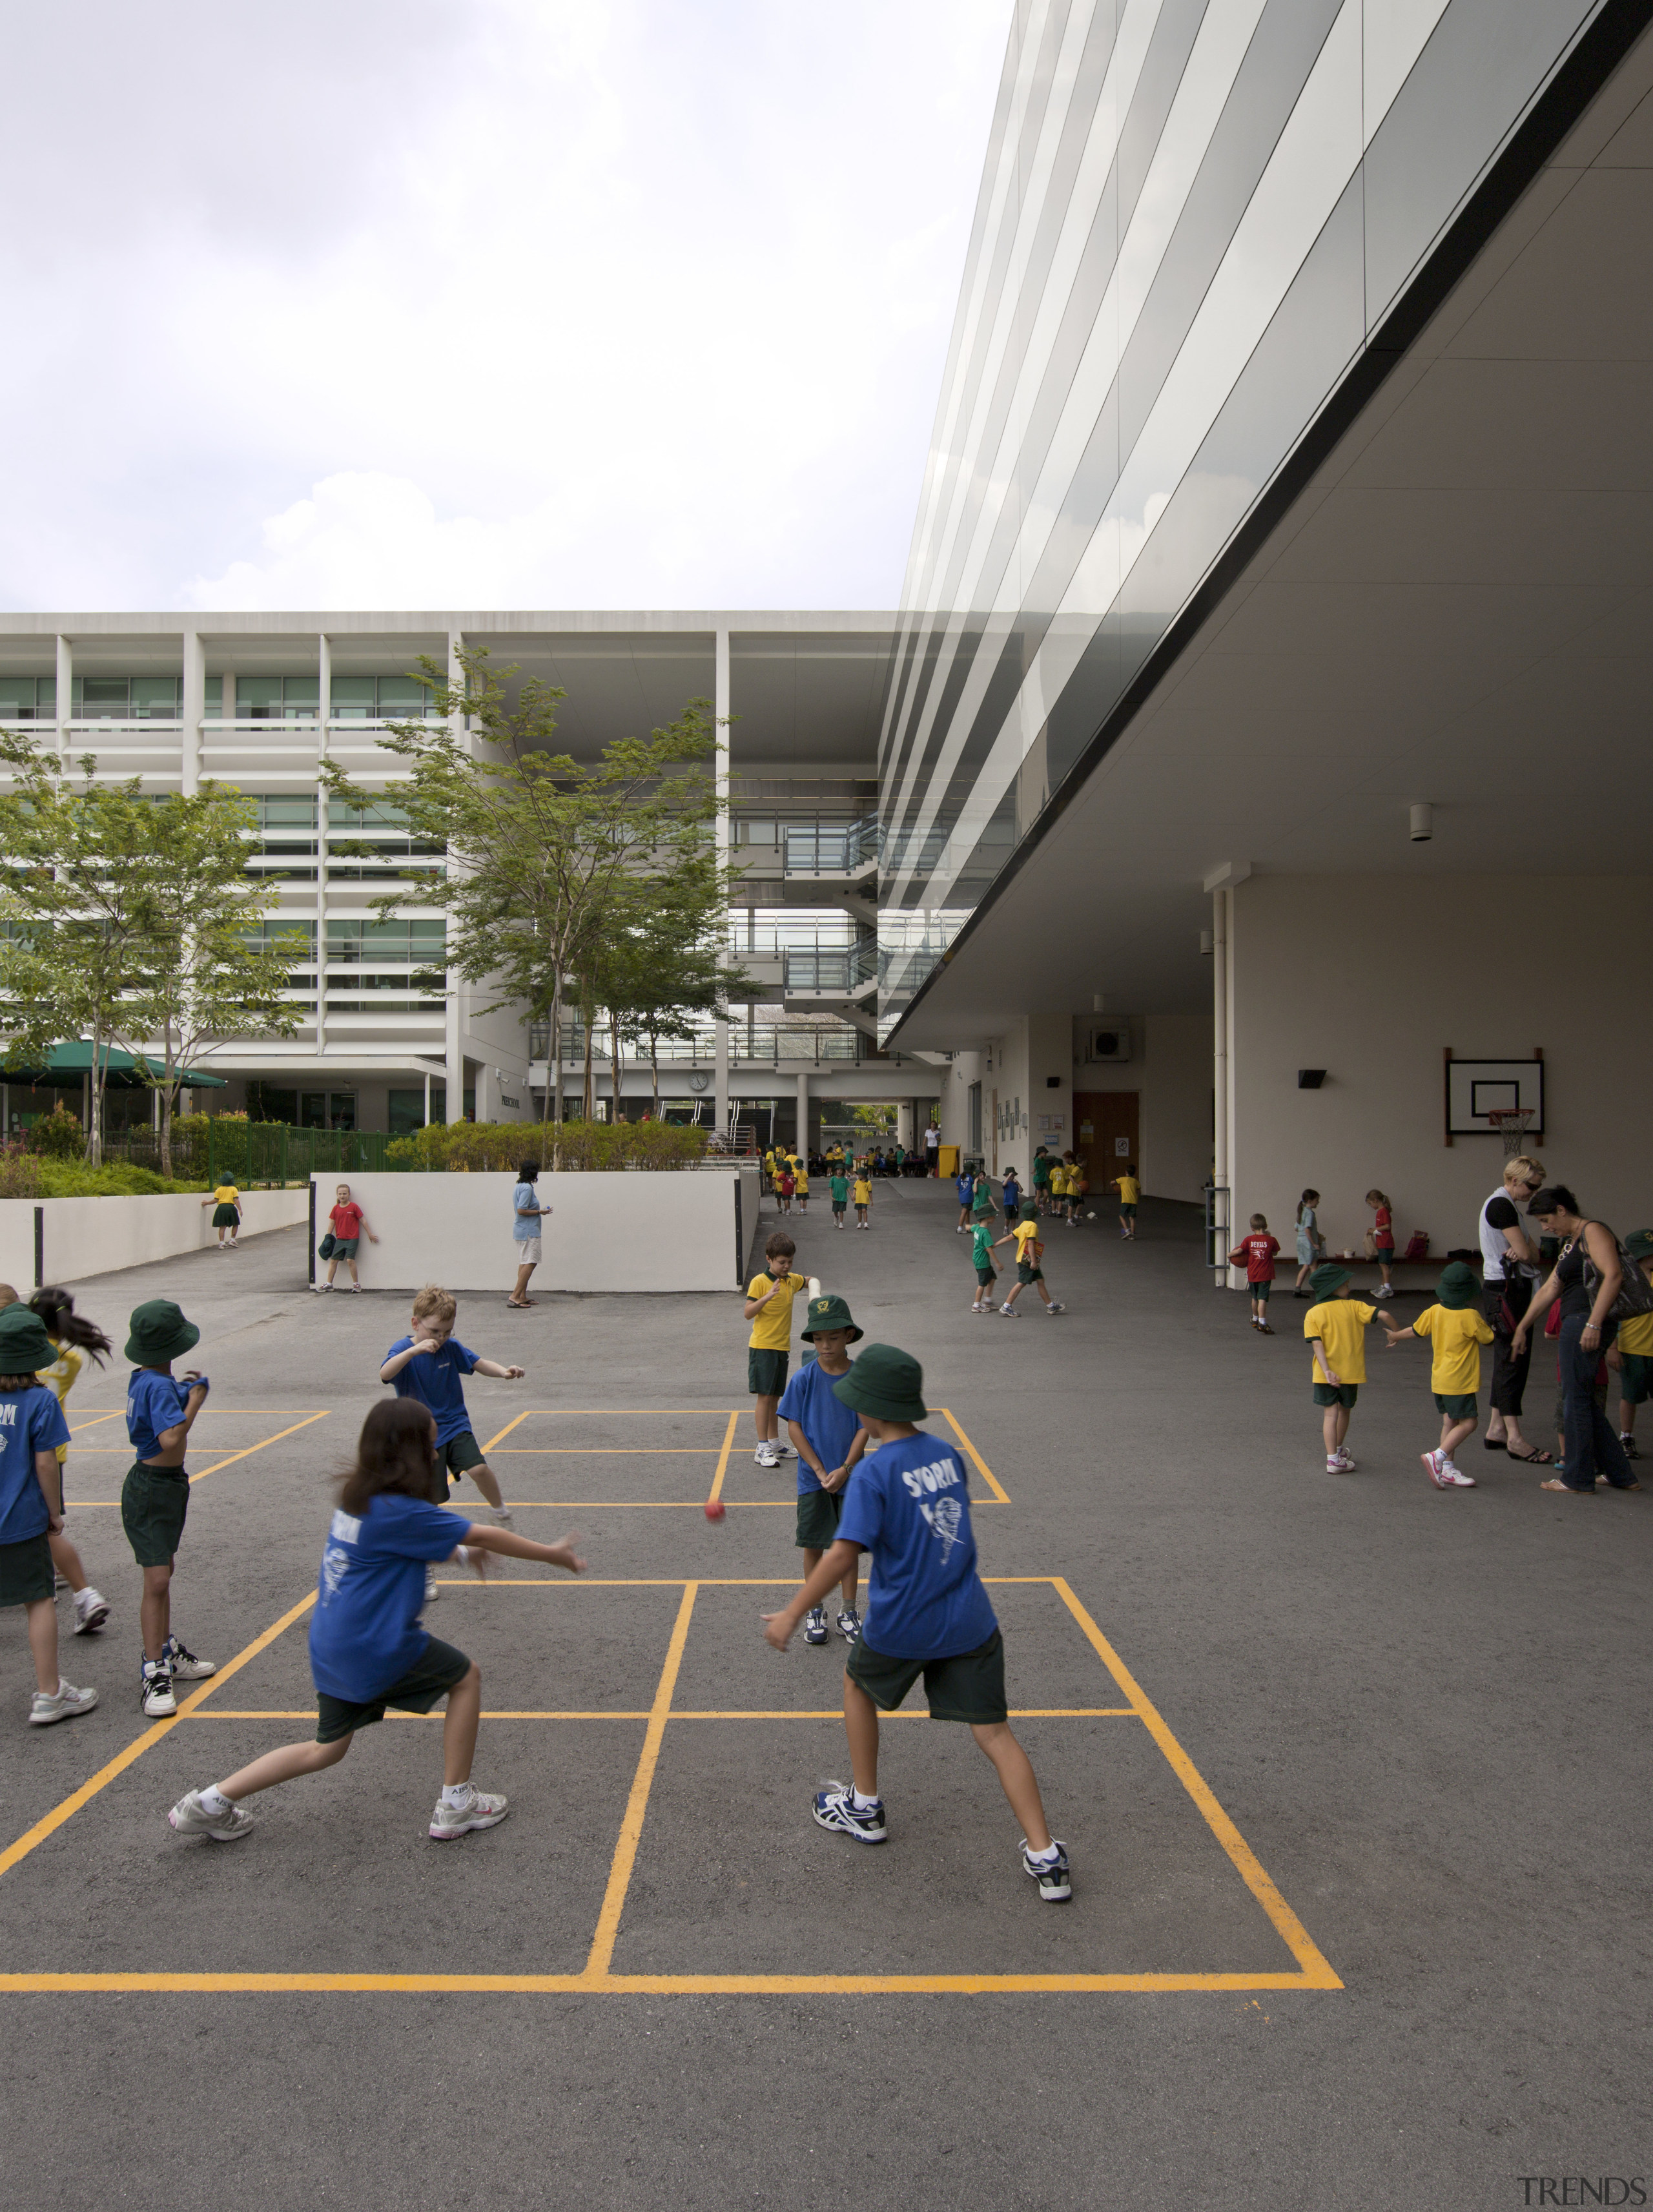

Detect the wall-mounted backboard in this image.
[1444,1057,1545,1137]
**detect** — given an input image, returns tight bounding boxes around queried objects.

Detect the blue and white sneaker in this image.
[162,1635,216,1680]
[803,1606,829,1646]
[836,1608,862,1645]
[1021,1839,1072,1901]
[812,1782,886,1844]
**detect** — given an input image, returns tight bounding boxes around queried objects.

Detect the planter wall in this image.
[0,1188,310,1292]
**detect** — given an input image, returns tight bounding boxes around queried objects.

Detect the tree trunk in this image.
[88,1024,105,1168]
[606,1006,622,1125]
[650,1029,661,1118]
[581,1000,595,1122]
[159,1082,174,1181]
[550,971,564,1131]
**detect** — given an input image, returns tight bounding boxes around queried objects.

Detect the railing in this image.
[101,1123,398,1183]
[529,1024,899,1067]
[784,942,878,993]
[785,818,878,874]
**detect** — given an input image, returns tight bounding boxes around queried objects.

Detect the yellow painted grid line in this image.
[478,1411,531,1456]
[704,1412,739,1504]
[0,1971,1333,1994]
[1049,1578,1342,1992]
[0,1589,318,1883]
[183,1706,1138,1722]
[67,1412,332,1506]
[939,1407,1010,1504]
[582,1582,699,1978]
[494,1449,726,1456]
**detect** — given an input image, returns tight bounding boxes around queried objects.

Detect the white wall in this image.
[1231,875,1653,1256]
[312,1169,761,1292]
[0,1188,309,1292]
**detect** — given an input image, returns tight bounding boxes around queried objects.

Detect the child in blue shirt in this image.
[778,1294,868,1649]
[123,1298,216,1717]
[1001,1168,1022,1227]
[0,1304,96,1728]
[169,1398,586,1846]
[954,1167,976,1232]
[382,1285,523,1602]
[762,1342,1071,1900]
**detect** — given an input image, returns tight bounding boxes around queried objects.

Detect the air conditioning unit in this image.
[1087,1026,1132,1063]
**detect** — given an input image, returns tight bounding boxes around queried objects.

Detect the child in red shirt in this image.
[1365,1190,1396,1301]
[317,1183,380,1294]
[1230,1214,1282,1335]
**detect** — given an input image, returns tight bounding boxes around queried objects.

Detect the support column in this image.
[444,630,465,1121]
[1211,887,1228,1286]
[315,634,331,1058]
[714,627,731,1146]
[55,636,72,762]
[796,1068,809,1157]
[180,628,205,796]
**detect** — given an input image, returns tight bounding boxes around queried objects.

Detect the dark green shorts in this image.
[211,1203,240,1228]
[846,1626,1007,1725]
[0,1533,53,1607]
[748,1347,788,1397]
[438,1430,485,1480]
[1120,1202,1138,1217]
[1251,1281,1272,1303]
[121,1462,190,1568]
[976,1266,997,1287]
[1375,1248,1394,1272]
[315,1635,472,1744]
[795,1486,842,1551]
[1433,1392,1479,1419]
[1016,1261,1043,1285]
[1619,1352,1653,1404]
[1312,1383,1359,1408]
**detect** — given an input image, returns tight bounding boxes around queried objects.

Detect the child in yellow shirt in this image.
[852,1173,872,1230]
[995,1204,1065,1318]
[1386,1261,1495,1489]
[1303,1264,1395,1473]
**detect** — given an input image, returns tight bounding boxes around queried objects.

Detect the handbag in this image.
[1582,1230,1653,1323]
[318,1232,337,1259]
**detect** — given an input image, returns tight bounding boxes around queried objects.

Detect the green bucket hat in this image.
[1626,1229,1653,1263]
[1307,1263,1351,1300]
[801,1292,863,1343]
[1435,1261,1481,1310]
[831,1343,929,1423]
[1020,1201,1038,1222]
[0,1305,57,1375]
[125,1298,200,1366]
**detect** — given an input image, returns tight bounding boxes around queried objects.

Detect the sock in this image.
[1026,1839,1061,1865]
[850,1787,881,1812]
[491,1504,511,1521]
[200,1786,233,1816]
[441,1782,474,1806]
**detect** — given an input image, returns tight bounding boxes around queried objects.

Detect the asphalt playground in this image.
[3,1177,1647,2209]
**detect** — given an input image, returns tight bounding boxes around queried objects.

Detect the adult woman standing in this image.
[1479,1154,1550,1463]
[1511,1186,1639,1494]
[508,1161,552,1308]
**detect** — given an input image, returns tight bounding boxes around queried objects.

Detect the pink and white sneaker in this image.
[1328,1449,1356,1473]
[1423,1451,1476,1489]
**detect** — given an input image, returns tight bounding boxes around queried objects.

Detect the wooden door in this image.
[1073,1091,1139,1198]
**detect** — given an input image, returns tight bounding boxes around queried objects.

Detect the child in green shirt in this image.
[970,1197,1000,1313]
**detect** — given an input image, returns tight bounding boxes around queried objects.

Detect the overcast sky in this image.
[1,1,1007,616]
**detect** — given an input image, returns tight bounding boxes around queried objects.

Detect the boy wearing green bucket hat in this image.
[969,1195,1000,1314]
[1303,1265,1395,1475]
[777,1294,868,1645]
[0,1304,98,1727]
[761,1342,1071,1901]
[123,1299,217,1716]
[1384,1262,1495,1489]
[1610,1230,1653,1458]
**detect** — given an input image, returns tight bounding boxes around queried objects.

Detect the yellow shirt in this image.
[1411,1304,1495,1394]
[1013,1220,1042,1263]
[1048,1168,1066,1197]
[853,1179,871,1204]
[1114,1175,1140,1204]
[212,1184,241,1206]
[40,1339,87,1465]
[747,1270,803,1351]
[1304,1299,1377,1384]
[1618,1311,1653,1357]
[794,1169,809,1194]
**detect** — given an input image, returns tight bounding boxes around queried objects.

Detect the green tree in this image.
[321,645,726,1141]
[601,854,757,1121]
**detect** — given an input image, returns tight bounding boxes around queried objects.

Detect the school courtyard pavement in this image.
[3,1181,1648,2211]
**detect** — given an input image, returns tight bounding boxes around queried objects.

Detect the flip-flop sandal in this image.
[1539,1477,1592,1494]
[506,1299,535,1309]
[1507,1447,1554,1465]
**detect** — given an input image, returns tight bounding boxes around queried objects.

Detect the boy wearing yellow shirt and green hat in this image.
[1611,1230,1653,1458]
[1384,1261,1494,1489]
[1303,1263,1395,1474]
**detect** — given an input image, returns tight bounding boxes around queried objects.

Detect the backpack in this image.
[1402,1232,1429,1261]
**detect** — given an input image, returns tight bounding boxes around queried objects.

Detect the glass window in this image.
[329,676,377,718]
[77,677,129,718]
[0,677,54,719]
[130,677,182,718]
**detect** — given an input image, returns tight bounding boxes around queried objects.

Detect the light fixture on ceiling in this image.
[1410,803,1433,843]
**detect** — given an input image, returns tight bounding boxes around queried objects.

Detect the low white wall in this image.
[311,1170,761,1292]
[0,1188,309,1292]
[1231,874,1653,1255]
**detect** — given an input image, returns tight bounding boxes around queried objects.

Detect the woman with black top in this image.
[1511,1186,1639,1494]
[1479,1154,1549,1462]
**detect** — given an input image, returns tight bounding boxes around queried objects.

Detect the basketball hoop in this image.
[1486,1107,1534,1157]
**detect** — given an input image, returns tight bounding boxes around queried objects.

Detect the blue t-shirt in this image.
[1002,1177,1020,1213]
[956,1173,974,1204]
[512,1183,542,1242]
[385,1336,480,1445]
[0,1386,71,1544]
[127,1369,193,1461]
[836,1431,998,1660]
[308,1492,466,1702]
[777,1358,861,1496]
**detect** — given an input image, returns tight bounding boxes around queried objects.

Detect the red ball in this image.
[704,1499,726,1522]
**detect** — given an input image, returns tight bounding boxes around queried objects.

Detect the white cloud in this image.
[0,0,1009,614]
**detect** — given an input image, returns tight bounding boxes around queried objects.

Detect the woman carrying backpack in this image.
[1511,1186,1645,1494]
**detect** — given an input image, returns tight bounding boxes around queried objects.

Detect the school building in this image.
[4,0,1651,1249]
[884,0,1653,1259]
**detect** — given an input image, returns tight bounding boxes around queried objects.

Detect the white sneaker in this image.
[1438,1464,1477,1488]
[1045,1301,1065,1315]
[425,1568,440,1603]
[491,1506,513,1529]
[768,1438,793,1456]
[429,1784,509,1841]
[755,1444,781,1469]
[999,1303,1020,1318]
[169,1788,255,1842]
[30,1678,98,1726]
[163,1636,216,1680]
[141,1664,176,1717]
[72,1586,110,1634]
[313,1282,332,1293]
[1329,1449,1356,1473]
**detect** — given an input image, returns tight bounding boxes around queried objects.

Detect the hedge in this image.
[385,1119,711,1173]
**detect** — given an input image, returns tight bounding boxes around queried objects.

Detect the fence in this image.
[103,1123,395,1185]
